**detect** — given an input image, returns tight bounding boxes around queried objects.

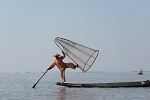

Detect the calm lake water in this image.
[0,71,150,100]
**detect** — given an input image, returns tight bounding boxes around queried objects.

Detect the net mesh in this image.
[54,37,99,73]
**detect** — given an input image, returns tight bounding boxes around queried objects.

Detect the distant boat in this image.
[138,69,143,75]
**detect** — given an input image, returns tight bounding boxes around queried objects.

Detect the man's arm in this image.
[47,63,55,70]
[62,50,65,58]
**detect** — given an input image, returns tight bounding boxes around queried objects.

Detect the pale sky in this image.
[0,0,150,72]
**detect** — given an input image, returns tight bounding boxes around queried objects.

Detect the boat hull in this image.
[57,80,150,88]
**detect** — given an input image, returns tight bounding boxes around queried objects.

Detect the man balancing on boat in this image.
[47,50,78,83]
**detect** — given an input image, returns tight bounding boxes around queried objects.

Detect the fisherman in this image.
[47,50,78,83]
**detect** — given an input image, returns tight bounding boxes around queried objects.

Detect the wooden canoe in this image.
[56,80,150,88]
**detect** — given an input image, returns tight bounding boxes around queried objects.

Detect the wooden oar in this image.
[32,69,48,88]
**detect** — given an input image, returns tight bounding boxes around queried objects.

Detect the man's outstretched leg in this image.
[65,63,78,69]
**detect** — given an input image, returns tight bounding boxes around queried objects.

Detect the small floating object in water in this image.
[138,69,143,75]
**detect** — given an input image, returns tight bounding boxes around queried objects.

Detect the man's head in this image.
[53,53,61,58]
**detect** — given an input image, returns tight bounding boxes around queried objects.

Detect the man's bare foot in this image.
[76,64,78,68]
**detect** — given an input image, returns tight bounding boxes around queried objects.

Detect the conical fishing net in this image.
[54,37,99,73]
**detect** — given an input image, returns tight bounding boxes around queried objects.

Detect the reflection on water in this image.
[56,87,67,100]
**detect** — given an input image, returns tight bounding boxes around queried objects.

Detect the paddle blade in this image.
[32,70,48,88]
[32,84,36,88]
